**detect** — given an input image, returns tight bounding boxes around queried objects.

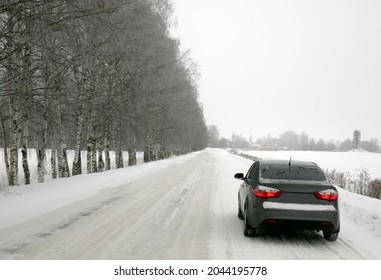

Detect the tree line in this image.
[326,168,381,200]
[208,127,380,152]
[256,130,379,152]
[0,0,208,186]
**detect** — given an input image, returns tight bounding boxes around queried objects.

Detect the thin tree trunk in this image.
[86,131,97,173]
[86,95,95,174]
[72,146,82,176]
[104,129,110,171]
[9,95,21,186]
[72,113,84,176]
[57,108,70,178]
[0,113,10,184]
[37,79,49,183]
[54,96,70,178]
[115,122,124,168]
[58,142,70,178]
[144,131,151,163]
[86,138,93,174]
[104,65,116,170]
[128,136,137,166]
[91,131,97,173]
[21,119,30,185]
[51,148,57,179]
[97,139,104,172]
[37,146,45,183]
[115,143,123,169]
[21,27,32,185]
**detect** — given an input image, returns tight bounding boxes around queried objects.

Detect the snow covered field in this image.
[240,150,381,179]
[0,148,381,261]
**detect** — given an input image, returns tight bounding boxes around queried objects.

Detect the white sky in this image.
[171,0,381,142]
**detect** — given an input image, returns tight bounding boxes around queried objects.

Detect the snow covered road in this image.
[0,149,380,259]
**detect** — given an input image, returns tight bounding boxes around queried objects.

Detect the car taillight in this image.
[252,185,282,199]
[314,189,338,201]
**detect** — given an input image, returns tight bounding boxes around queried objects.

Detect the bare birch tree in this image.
[1,0,208,187]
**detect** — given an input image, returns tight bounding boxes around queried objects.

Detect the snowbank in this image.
[0,152,198,229]
[338,186,381,238]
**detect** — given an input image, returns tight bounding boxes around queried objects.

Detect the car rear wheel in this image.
[244,207,256,237]
[323,231,338,241]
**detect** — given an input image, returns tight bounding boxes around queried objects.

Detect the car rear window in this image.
[260,164,327,181]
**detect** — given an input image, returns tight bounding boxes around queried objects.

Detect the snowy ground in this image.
[240,150,381,179]
[0,149,381,260]
[0,149,145,188]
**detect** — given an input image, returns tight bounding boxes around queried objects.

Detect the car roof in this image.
[259,159,318,167]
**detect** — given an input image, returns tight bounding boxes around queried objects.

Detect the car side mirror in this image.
[234,173,244,180]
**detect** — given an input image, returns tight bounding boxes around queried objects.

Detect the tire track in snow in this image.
[0,195,123,259]
[160,160,206,230]
[121,153,212,259]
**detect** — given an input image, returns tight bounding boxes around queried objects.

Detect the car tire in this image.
[244,207,256,237]
[323,231,338,241]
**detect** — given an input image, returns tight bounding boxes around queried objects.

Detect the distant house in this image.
[260,140,278,151]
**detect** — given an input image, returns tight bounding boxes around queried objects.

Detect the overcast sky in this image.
[171,0,381,142]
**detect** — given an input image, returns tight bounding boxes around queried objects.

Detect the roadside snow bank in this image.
[0,152,198,229]
[338,186,381,238]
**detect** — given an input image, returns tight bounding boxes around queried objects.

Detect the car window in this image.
[260,164,327,181]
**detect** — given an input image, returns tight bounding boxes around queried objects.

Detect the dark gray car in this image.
[234,159,340,241]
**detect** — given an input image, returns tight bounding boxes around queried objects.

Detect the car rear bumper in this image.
[248,202,340,232]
